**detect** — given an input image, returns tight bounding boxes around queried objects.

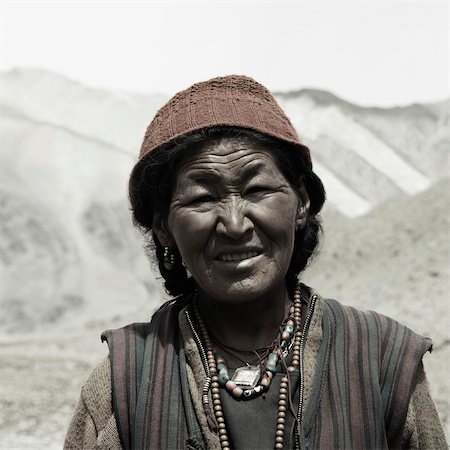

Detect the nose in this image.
[216,196,253,240]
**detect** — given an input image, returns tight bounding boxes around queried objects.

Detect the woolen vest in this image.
[101,294,432,450]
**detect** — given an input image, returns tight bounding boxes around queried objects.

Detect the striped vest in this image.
[301,298,432,449]
[102,295,432,449]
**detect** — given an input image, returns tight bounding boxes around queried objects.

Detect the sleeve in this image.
[64,395,98,449]
[400,362,448,449]
[63,357,121,450]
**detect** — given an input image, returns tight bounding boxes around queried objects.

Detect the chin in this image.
[199,273,281,305]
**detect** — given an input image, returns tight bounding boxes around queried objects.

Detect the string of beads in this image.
[191,283,303,450]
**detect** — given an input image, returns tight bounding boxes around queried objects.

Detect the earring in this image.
[163,246,175,270]
[182,259,192,278]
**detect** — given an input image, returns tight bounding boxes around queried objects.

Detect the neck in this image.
[196,285,291,353]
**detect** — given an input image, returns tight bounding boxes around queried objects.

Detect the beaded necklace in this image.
[191,284,303,450]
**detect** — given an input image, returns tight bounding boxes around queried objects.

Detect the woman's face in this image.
[160,137,308,305]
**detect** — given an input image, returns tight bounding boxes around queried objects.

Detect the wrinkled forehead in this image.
[175,136,285,185]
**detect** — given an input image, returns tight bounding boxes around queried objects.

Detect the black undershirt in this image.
[219,288,310,450]
[220,360,300,450]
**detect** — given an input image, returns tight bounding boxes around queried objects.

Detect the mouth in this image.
[217,250,262,263]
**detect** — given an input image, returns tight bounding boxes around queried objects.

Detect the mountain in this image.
[277,89,449,217]
[0,67,166,154]
[0,68,165,334]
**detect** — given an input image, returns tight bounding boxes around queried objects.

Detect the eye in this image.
[189,194,215,204]
[245,185,272,196]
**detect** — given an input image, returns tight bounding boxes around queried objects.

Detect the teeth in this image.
[220,251,259,262]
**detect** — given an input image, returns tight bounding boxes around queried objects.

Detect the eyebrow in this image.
[186,162,267,186]
[186,171,221,185]
[240,162,266,182]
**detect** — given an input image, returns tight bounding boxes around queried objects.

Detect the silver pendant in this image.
[231,366,261,389]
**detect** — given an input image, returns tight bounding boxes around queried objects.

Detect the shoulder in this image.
[321,296,434,428]
[101,295,192,344]
[94,296,192,448]
[322,296,433,355]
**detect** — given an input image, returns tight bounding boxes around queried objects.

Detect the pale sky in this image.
[0,1,449,107]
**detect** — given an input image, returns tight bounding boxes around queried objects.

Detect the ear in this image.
[152,211,175,248]
[296,183,310,231]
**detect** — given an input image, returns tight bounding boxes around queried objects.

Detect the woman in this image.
[65,75,446,449]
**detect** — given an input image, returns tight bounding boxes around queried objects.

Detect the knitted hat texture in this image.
[137,75,312,168]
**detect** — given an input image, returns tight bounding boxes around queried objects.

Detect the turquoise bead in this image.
[268,352,278,361]
[217,363,227,371]
[284,325,294,334]
[265,363,277,375]
[219,372,230,384]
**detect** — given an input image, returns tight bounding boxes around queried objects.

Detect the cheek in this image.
[255,197,298,242]
[169,210,215,261]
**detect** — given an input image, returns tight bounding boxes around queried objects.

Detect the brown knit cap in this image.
[136,74,312,169]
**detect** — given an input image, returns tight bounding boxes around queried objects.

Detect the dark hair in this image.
[129,126,326,297]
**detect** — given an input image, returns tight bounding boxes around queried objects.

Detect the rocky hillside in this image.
[277,89,449,216]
